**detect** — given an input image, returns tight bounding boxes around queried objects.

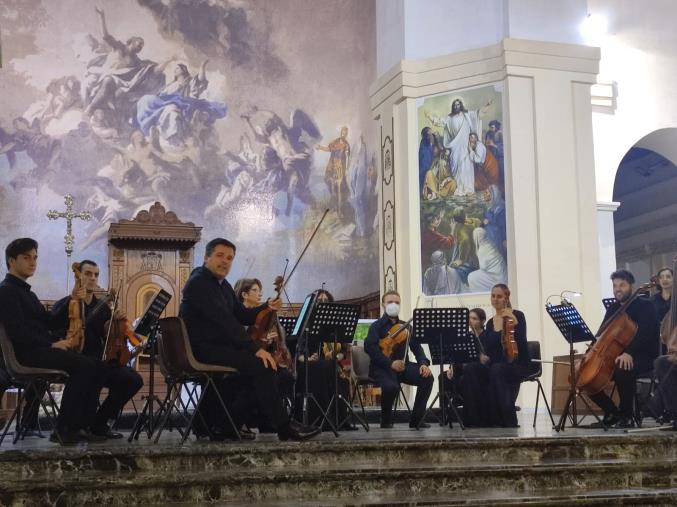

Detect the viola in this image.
[575,282,651,395]
[501,315,518,362]
[248,208,329,366]
[378,317,414,359]
[103,317,144,366]
[64,263,86,352]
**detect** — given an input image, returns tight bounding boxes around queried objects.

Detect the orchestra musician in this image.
[455,284,530,427]
[0,238,101,444]
[51,260,143,439]
[438,307,487,421]
[179,237,320,441]
[588,270,660,428]
[234,277,295,431]
[651,267,672,325]
[294,289,354,430]
[365,290,433,429]
[648,331,677,429]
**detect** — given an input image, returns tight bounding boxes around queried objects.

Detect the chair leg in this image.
[537,380,556,427]
[1,387,24,446]
[154,383,182,443]
[206,376,240,441]
[533,381,540,428]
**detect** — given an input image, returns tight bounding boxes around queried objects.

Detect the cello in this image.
[102,283,145,366]
[576,282,652,395]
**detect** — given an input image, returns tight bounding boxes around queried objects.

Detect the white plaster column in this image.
[597,201,620,300]
[370,39,601,410]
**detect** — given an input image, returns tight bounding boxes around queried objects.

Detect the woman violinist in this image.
[438,307,487,422]
[586,270,660,428]
[234,278,295,410]
[458,284,530,427]
[51,260,143,439]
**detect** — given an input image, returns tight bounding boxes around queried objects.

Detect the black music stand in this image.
[602,298,617,310]
[278,316,298,357]
[306,302,367,433]
[292,293,339,436]
[128,289,172,441]
[414,307,473,430]
[545,302,603,431]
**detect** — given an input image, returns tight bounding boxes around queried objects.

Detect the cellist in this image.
[179,238,320,441]
[0,238,100,444]
[588,270,660,428]
[364,290,433,429]
[51,260,143,439]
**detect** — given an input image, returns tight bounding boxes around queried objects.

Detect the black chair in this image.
[155,317,239,444]
[0,323,68,445]
[524,341,555,428]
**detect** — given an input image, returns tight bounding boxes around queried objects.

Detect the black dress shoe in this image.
[92,425,123,440]
[411,422,430,429]
[379,422,394,429]
[238,428,257,441]
[278,420,321,441]
[602,412,620,427]
[79,430,107,442]
[49,430,83,445]
[615,417,635,429]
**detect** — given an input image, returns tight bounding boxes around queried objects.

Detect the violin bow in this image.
[278,208,330,294]
[102,279,123,360]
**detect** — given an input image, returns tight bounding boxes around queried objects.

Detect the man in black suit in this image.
[0,238,101,443]
[589,270,660,428]
[179,237,319,441]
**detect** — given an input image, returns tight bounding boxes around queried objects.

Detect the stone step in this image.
[2,458,676,506]
[1,434,676,480]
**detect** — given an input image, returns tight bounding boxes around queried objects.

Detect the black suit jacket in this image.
[179,266,266,354]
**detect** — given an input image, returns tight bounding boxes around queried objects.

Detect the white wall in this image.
[590,0,677,202]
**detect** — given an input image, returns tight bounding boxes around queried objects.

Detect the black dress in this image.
[458,309,531,427]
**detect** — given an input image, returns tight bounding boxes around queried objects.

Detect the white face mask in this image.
[385,302,400,317]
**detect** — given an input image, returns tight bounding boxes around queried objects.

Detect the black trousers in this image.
[460,362,527,427]
[650,355,677,417]
[89,362,143,430]
[17,347,100,433]
[370,362,433,425]
[588,367,636,418]
[194,344,288,431]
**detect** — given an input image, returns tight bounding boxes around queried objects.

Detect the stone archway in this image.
[612,129,677,282]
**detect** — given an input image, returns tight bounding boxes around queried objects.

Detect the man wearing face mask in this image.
[365,290,433,428]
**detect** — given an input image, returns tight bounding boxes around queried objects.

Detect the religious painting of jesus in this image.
[416,83,507,296]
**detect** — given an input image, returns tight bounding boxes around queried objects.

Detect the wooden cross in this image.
[47,194,92,257]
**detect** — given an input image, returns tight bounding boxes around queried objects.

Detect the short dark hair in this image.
[205,238,236,257]
[233,278,262,302]
[381,290,400,303]
[489,120,501,129]
[611,269,635,285]
[79,259,98,271]
[5,238,38,269]
[469,307,487,323]
[314,289,335,302]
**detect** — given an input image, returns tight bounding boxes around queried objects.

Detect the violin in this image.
[248,209,329,367]
[378,317,414,359]
[64,263,86,352]
[575,282,651,395]
[501,315,518,362]
[102,282,145,366]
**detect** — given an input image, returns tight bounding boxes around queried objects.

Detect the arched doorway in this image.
[613,130,677,281]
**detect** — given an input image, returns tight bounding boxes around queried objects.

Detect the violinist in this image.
[364,290,433,429]
[457,284,530,427]
[648,332,677,429]
[438,308,487,420]
[234,277,295,425]
[588,270,660,428]
[294,289,353,430]
[0,238,101,444]
[51,260,143,439]
[179,238,320,441]
[651,267,672,324]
